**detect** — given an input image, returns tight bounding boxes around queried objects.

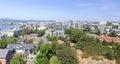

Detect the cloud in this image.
[77,3,92,7]
[100,4,117,10]
[76,2,117,10]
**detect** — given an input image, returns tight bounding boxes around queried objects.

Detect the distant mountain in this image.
[0,18,55,22]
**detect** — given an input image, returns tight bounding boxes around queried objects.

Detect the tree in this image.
[109,31,117,37]
[89,30,99,34]
[76,36,98,50]
[58,36,66,41]
[56,47,78,64]
[83,43,107,57]
[26,39,33,43]
[46,36,58,42]
[40,43,53,59]
[36,43,53,64]
[64,28,71,35]
[76,41,88,50]
[96,30,100,35]
[104,49,114,60]
[112,25,118,29]
[20,28,33,35]
[0,36,18,49]
[65,28,86,43]
[49,56,61,64]
[116,45,120,64]
[20,28,45,36]
[10,56,26,64]
[37,30,45,36]
[36,53,49,64]
[102,40,109,46]
[51,42,61,55]
[37,39,43,50]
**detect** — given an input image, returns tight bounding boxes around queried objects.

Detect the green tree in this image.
[20,28,33,35]
[26,39,33,43]
[112,25,118,29]
[76,36,98,50]
[36,43,53,64]
[96,30,100,35]
[102,40,109,46]
[49,56,61,64]
[116,45,120,64]
[51,42,61,55]
[109,31,117,37]
[46,36,58,42]
[37,39,43,50]
[65,28,86,43]
[104,49,114,60]
[83,43,107,57]
[37,30,45,36]
[56,47,78,64]
[0,36,18,49]
[40,43,53,59]
[0,39,6,48]
[64,28,71,35]
[20,28,45,36]
[10,56,26,64]
[36,53,49,64]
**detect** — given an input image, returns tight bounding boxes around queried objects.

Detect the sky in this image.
[0,0,120,21]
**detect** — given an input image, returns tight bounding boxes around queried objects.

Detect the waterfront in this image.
[0,25,10,30]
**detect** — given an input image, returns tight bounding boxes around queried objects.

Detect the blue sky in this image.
[0,0,120,21]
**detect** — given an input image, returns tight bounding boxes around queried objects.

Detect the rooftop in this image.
[0,49,9,58]
[7,43,34,51]
[97,36,120,43]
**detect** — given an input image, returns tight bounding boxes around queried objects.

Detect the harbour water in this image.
[0,25,10,30]
[0,24,20,30]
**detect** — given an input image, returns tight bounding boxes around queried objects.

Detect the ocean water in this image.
[0,24,21,30]
[0,25,10,30]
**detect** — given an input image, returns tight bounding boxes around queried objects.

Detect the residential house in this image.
[23,34,40,46]
[97,26,106,35]
[6,44,34,58]
[17,37,27,44]
[0,49,12,64]
[97,36,120,43]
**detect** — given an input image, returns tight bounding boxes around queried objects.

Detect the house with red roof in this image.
[96,36,120,43]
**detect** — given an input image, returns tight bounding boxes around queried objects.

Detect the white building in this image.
[0,29,23,36]
[112,22,119,25]
[45,29,53,36]
[99,21,107,25]
[37,26,47,30]
[45,29,65,37]
[70,21,84,29]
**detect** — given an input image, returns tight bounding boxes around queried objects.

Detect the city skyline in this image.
[0,0,120,21]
